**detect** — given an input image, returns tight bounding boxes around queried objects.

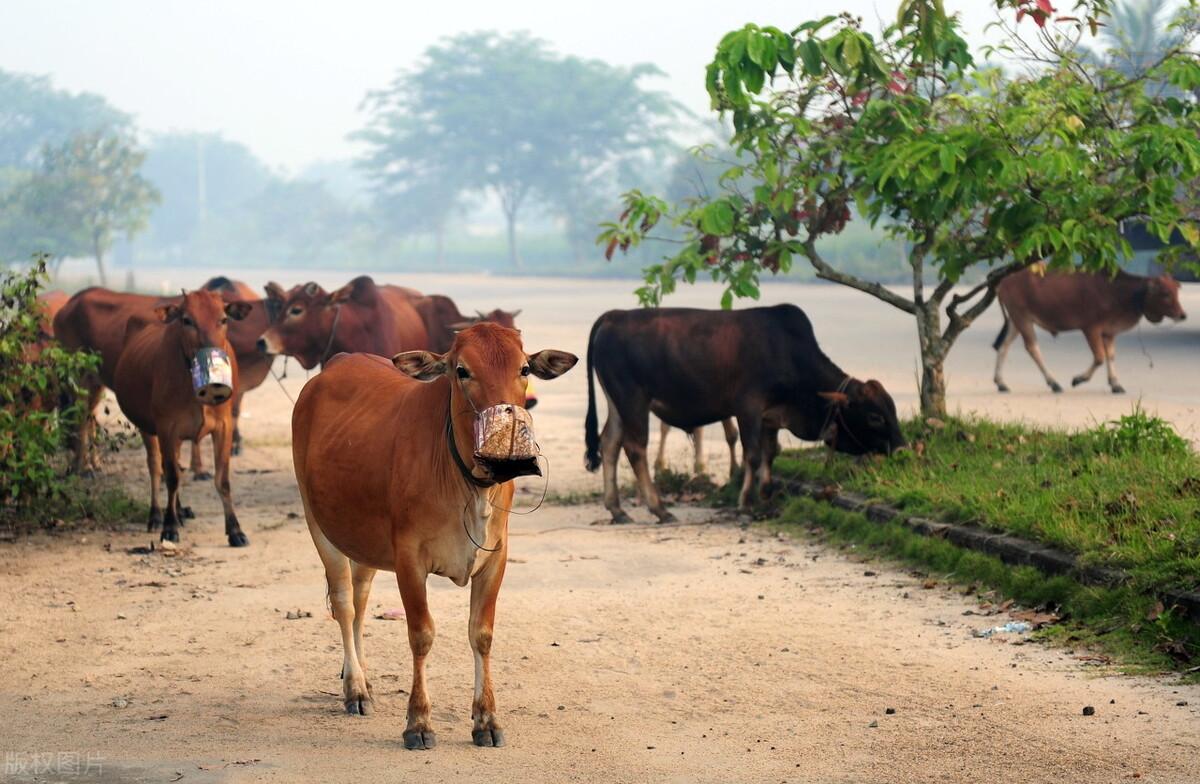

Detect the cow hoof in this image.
[180,506,196,520]
[403,730,437,750]
[160,529,180,544]
[1112,385,1126,395]
[345,697,374,716]
[231,443,243,457]
[1049,382,1064,394]
[228,531,250,548]
[656,511,678,524]
[473,728,506,747]
[192,471,213,482]
[610,510,633,525]
[147,510,162,532]
[996,383,1010,393]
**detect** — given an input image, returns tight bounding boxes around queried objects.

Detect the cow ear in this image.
[264,281,286,301]
[225,301,252,321]
[155,304,181,323]
[330,282,355,305]
[528,350,578,380]
[819,391,849,407]
[392,351,447,381]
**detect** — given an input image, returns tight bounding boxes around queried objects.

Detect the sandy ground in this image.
[3,273,1200,782]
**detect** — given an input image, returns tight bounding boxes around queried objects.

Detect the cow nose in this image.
[1181,312,1188,321]
[256,337,268,353]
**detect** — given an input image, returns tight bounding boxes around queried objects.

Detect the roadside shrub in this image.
[0,259,99,514]
[1082,406,1189,456]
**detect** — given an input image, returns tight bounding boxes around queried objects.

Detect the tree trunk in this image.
[505,209,523,271]
[914,302,948,418]
[92,235,107,286]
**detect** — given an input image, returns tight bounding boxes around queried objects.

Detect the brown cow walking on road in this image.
[113,290,252,547]
[291,323,576,749]
[993,267,1186,394]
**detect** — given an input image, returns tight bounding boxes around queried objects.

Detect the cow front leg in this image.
[469,548,508,747]
[653,419,670,474]
[624,437,674,523]
[397,563,436,750]
[141,432,163,531]
[691,427,706,476]
[1071,329,1106,389]
[211,423,248,547]
[600,396,630,524]
[160,433,183,544]
[1103,335,1125,394]
[758,426,780,497]
[993,318,1019,392]
[1016,324,1062,393]
[736,415,763,509]
[231,391,244,456]
[722,418,740,480]
[307,518,372,715]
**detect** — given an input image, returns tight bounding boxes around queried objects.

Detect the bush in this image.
[0,258,99,513]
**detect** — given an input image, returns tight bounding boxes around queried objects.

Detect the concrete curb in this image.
[781,479,1200,624]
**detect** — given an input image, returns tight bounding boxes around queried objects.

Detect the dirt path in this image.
[1,430,1198,783]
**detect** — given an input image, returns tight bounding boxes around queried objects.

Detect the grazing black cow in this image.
[584,305,905,523]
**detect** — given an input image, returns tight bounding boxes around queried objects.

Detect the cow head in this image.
[1142,275,1186,324]
[257,281,336,369]
[393,322,577,484]
[818,379,906,456]
[156,289,250,405]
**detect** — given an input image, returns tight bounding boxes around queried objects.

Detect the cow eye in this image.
[867,413,885,428]
[456,366,471,380]
[520,365,530,377]
[288,306,304,317]
[220,317,228,325]
[181,315,194,327]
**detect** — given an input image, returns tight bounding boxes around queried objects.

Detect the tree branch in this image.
[803,239,917,314]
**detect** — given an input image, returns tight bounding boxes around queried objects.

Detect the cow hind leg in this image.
[993,319,1020,393]
[1103,335,1125,394]
[758,426,780,497]
[72,384,103,476]
[351,562,376,688]
[691,427,706,476]
[736,414,764,510]
[189,437,212,481]
[169,442,193,522]
[160,434,183,543]
[1071,329,1106,389]
[654,419,670,474]
[141,432,163,531]
[623,432,675,523]
[307,517,372,716]
[211,423,248,547]
[1016,323,1063,393]
[397,561,437,750]
[469,548,508,747]
[722,418,740,480]
[600,391,630,524]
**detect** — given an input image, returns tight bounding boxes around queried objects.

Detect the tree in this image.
[0,70,128,170]
[602,0,1200,416]
[358,31,681,269]
[18,131,159,284]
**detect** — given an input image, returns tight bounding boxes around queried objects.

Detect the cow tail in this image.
[584,317,603,473]
[992,304,1010,352]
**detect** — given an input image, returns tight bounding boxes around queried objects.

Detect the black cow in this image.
[583,305,906,523]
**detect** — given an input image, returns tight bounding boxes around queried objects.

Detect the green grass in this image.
[772,409,1200,597]
[770,496,1200,676]
[1,474,142,535]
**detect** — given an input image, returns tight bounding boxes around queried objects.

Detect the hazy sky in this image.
[4,1,999,173]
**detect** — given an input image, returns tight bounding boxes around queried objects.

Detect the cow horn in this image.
[304,281,320,296]
[509,309,522,318]
[475,309,487,320]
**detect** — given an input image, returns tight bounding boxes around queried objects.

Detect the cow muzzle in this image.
[191,347,233,405]
[473,403,541,482]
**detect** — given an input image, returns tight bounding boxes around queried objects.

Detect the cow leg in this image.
[212,422,248,547]
[397,563,437,750]
[993,319,1020,393]
[160,432,183,544]
[1103,335,1125,394]
[1071,328,1106,389]
[722,418,740,480]
[691,427,706,475]
[142,432,163,531]
[350,562,376,693]
[307,518,372,716]
[758,425,780,496]
[170,442,193,523]
[231,391,244,457]
[469,548,508,747]
[72,384,103,476]
[600,391,630,524]
[189,437,212,482]
[624,431,675,523]
[1015,322,1063,393]
[654,420,670,474]
[736,414,764,509]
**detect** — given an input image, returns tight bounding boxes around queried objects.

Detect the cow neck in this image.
[317,304,343,367]
[445,381,495,489]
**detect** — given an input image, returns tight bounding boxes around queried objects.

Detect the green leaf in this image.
[798,39,824,75]
[699,201,735,236]
[747,33,767,68]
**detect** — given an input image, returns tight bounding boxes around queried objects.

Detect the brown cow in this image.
[258,276,428,369]
[52,279,272,474]
[113,290,252,547]
[292,323,577,749]
[36,290,69,337]
[993,267,1187,394]
[409,294,521,353]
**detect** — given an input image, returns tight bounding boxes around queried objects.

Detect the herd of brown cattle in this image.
[29,264,1186,749]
